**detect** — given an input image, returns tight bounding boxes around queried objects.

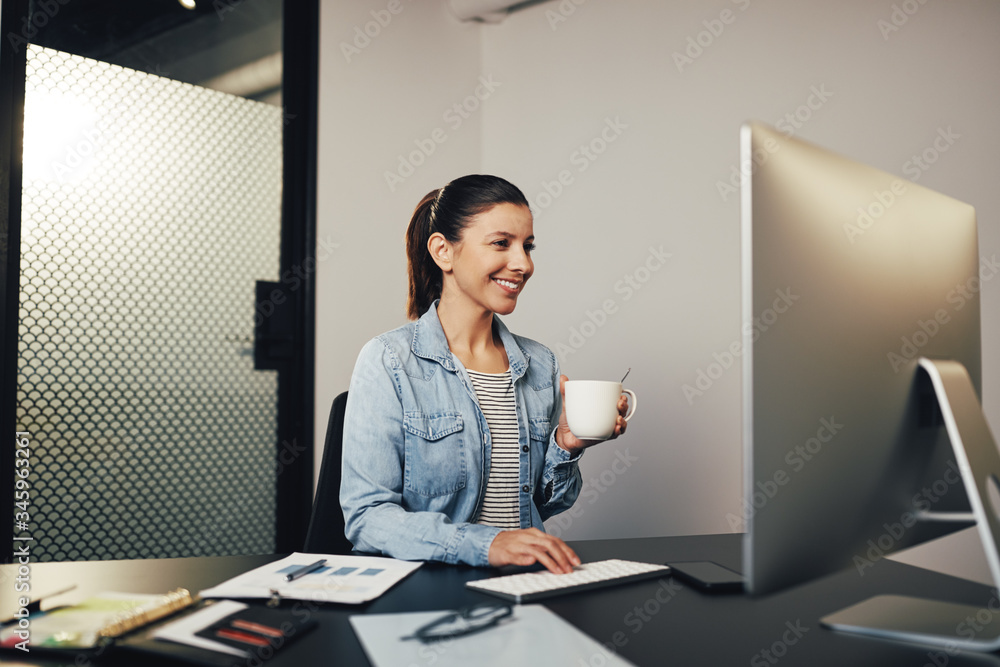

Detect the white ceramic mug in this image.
[564,380,637,440]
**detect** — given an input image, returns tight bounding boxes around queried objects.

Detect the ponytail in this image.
[404,175,530,320]
[405,190,441,320]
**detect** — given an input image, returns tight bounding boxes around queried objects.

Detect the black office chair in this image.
[303,391,355,554]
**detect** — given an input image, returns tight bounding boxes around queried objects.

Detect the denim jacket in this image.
[340,302,583,567]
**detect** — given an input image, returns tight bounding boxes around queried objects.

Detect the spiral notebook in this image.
[0,588,196,651]
[1,589,315,666]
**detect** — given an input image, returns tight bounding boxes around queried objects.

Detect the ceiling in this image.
[29,0,283,100]
[31,0,216,60]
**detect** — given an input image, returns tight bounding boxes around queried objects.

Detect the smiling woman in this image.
[403,175,530,319]
[338,174,631,574]
[431,202,534,327]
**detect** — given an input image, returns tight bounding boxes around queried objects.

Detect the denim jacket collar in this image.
[411,301,529,381]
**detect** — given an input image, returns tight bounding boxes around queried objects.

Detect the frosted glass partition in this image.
[17,45,283,560]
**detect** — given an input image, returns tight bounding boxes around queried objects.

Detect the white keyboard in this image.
[466,559,671,603]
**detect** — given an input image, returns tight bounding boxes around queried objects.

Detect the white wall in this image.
[317,0,1000,584]
[316,0,483,410]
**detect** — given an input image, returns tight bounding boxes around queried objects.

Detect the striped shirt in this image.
[468,369,521,530]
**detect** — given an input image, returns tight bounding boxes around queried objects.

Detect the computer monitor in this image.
[740,122,1000,650]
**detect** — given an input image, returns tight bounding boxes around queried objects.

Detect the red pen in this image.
[216,628,270,647]
[231,619,284,638]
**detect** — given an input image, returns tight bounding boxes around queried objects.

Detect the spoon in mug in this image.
[621,368,631,383]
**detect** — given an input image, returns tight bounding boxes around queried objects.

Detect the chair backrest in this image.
[303,391,354,554]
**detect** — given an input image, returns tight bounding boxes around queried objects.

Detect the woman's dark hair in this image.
[405,174,529,320]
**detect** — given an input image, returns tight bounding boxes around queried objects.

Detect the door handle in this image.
[253,280,296,370]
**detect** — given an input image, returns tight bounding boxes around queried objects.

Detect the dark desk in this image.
[4,534,1000,667]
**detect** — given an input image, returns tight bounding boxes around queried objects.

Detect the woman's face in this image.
[444,202,535,317]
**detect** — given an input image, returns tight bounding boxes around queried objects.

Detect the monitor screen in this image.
[740,121,981,596]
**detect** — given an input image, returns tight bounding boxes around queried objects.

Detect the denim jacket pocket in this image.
[402,411,467,497]
[528,417,551,442]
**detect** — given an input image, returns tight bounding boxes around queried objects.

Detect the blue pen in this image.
[285,559,327,582]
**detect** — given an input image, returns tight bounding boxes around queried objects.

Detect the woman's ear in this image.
[427,232,452,273]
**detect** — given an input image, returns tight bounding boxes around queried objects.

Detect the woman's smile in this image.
[492,277,521,293]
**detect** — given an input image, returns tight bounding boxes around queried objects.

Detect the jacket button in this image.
[522,485,530,493]
[521,445,529,453]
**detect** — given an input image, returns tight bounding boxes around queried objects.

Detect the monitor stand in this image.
[822,357,1000,651]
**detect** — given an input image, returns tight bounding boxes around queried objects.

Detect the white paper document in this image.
[199,553,422,605]
[152,600,251,657]
[350,604,637,667]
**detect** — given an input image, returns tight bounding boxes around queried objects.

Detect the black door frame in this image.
[277,0,319,554]
[0,0,318,562]
[1,0,30,566]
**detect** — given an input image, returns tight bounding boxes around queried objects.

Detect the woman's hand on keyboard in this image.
[487,528,582,574]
